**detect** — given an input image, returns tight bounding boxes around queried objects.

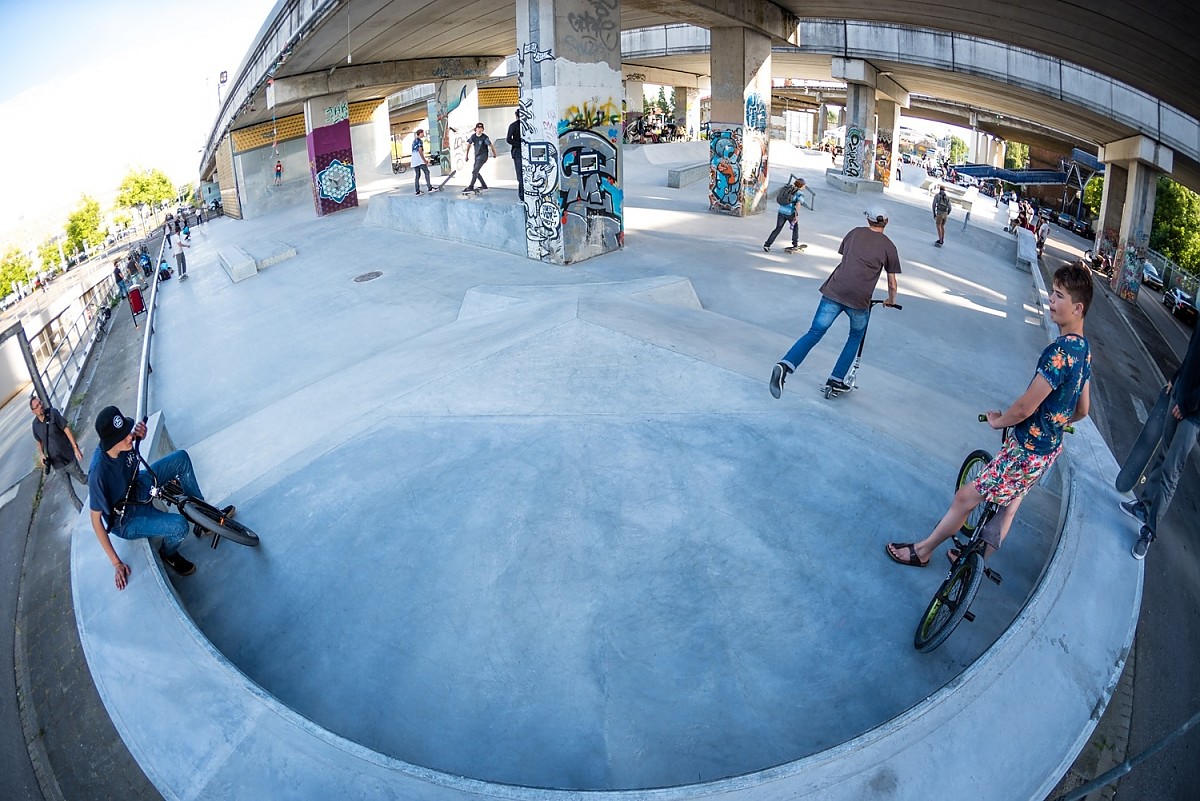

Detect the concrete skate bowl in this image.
[73,277,1119,800]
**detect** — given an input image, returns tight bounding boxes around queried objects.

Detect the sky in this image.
[0,0,279,246]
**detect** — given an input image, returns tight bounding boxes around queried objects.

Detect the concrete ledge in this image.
[1016,227,1038,272]
[823,169,884,193]
[246,240,297,271]
[667,162,709,188]
[217,247,258,283]
[364,190,527,257]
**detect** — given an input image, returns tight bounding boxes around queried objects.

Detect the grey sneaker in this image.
[769,362,790,399]
[1132,526,1155,561]
[1120,499,1148,525]
[762,244,770,252]
[158,545,196,576]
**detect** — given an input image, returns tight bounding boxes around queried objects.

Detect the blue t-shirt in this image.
[88,445,140,529]
[1013,333,1091,455]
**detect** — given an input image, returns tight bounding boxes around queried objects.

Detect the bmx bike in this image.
[392,158,409,174]
[913,415,1072,652]
[127,445,260,549]
[822,298,902,399]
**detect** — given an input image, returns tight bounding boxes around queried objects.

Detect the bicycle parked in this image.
[913,415,1071,652]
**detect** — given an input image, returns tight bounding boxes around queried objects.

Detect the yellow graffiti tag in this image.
[561,98,622,131]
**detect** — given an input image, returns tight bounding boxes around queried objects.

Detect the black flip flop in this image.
[886,542,928,568]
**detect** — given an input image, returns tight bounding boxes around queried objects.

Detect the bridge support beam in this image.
[708,27,771,216]
[516,0,624,264]
[427,80,480,177]
[624,78,644,120]
[875,99,900,188]
[675,85,700,138]
[831,58,876,182]
[304,92,359,216]
[1096,136,1173,302]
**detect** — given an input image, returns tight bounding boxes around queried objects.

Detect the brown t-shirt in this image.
[820,226,902,310]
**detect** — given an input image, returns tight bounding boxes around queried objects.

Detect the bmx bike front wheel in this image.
[181,499,260,547]
[914,551,983,653]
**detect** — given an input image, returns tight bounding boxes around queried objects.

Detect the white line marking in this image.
[1132,395,1148,425]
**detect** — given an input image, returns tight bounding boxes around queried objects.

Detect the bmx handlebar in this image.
[870,299,902,310]
[977,413,1074,435]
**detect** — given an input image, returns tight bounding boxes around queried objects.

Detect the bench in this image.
[1015,227,1038,272]
[667,162,709,188]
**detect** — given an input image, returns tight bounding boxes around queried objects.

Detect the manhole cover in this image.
[354,271,383,283]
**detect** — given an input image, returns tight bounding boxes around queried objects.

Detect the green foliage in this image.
[112,212,133,231]
[1150,176,1200,272]
[1,247,34,292]
[1004,142,1030,169]
[37,239,62,273]
[64,195,105,256]
[825,108,836,126]
[1083,175,1104,216]
[948,135,968,164]
[115,168,176,212]
[177,183,196,206]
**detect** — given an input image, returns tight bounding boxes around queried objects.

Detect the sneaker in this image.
[158,546,196,576]
[769,362,790,399]
[415,190,423,195]
[762,245,770,252]
[1120,499,1148,525]
[1132,526,1155,560]
[827,378,852,392]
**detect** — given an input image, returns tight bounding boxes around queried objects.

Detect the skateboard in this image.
[461,188,485,197]
[432,170,456,192]
[785,245,807,253]
[1116,384,1171,493]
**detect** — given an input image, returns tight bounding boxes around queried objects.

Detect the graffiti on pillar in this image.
[316,159,355,203]
[435,82,470,172]
[563,0,619,62]
[708,127,743,214]
[525,140,562,259]
[875,129,893,188]
[843,126,864,178]
[742,129,768,215]
[1114,228,1150,302]
[559,129,622,262]
[559,98,621,136]
[745,93,768,132]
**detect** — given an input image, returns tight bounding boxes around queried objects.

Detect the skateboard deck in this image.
[1116,384,1171,493]
[433,170,456,191]
[785,244,807,253]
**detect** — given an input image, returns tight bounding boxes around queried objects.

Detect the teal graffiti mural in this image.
[709,128,742,214]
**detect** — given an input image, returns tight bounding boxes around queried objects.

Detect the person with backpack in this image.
[763,178,808,253]
[30,394,88,511]
[932,185,952,246]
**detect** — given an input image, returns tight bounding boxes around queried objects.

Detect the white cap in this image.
[864,205,888,224]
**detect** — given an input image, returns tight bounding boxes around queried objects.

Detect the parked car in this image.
[1055,211,1072,228]
[1163,287,1198,324]
[1071,217,1093,237]
[1038,207,1053,222]
[1141,262,1164,290]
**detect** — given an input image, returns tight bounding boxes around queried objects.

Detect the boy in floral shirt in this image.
[887,262,1092,567]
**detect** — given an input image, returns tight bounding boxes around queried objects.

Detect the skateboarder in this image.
[506,111,524,202]
[463,123,497,193]
[768,205,901,399]
[932,185,951,246]
[411,129,434,194]
[763,178,807,253]
[1119,326,1200,559]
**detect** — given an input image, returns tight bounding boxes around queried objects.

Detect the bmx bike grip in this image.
[977,413,989,422]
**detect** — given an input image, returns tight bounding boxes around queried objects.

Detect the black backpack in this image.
[775,184,797,206]
[935,192,952,215]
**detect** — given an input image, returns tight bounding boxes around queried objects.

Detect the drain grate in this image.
[354,271,383,283]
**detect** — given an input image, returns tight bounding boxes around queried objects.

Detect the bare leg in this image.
[893,484,982,564]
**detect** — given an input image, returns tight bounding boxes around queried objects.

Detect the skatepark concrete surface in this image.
[68,143,1141,798]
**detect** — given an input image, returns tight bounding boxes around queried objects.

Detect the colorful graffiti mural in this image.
[559,98,622,136]
[709,127,742,214]
[307,97,357,216]
[843,126,864,178]
[1114,228,1150,302]
[745,93,768,132]
[560,129,622,262]
[875,129,893,188]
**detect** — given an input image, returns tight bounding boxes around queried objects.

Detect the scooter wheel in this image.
[823,385,834,400]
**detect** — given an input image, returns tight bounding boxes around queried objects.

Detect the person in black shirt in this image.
[505,111,524,201]
[30,394,88,511]
[462,122,497,193]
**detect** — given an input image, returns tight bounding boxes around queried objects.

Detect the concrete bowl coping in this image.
[71,283,1141,799]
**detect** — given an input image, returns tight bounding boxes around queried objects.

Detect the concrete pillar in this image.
[1098,163,1127,242]
[1098,135,1173,302]
[516,0,624,264]
[427,80,479,177]
[304,92,358,216]
[809,112,819,147]
[624,80,644,122]
[874,99,900,188]
[816,100,828,143]
[707,27,772,216]
[841,82,875,180]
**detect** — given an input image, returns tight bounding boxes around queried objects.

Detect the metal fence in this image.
[1145,249,1199,295]
[27,274,119,410]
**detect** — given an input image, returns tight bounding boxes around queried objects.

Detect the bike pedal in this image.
[963,610,975,623]
[984,568,1003,585]
[210,533,221,549]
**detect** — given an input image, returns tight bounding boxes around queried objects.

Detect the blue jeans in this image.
[780,296,869,381]
[413,164,431,191]
[112,450,204,555]
[1139,398,1200,536]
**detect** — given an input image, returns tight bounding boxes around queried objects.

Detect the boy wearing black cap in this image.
[88,406,230,590]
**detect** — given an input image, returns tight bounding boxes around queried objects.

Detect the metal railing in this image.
[134,236,169,421]
[1145,248,1199,295]
[27,274,119,410]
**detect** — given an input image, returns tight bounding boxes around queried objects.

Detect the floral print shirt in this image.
[1014,333,1091,455]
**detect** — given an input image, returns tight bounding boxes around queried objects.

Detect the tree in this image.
[112,212,133,232]
[64,195,105,257]
[177,183,196,207]
[1004,142,1030,170]
[948,135,968,164]
[1150,176,1200,272]
[115,168,176,219]
[37,239,62,273]
[1082,175,1104,217]
[1,247,33,292]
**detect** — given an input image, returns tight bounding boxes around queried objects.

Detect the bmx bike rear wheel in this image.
[181,499,260,547]
[955,450,992,535]
[914,551,983,652]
